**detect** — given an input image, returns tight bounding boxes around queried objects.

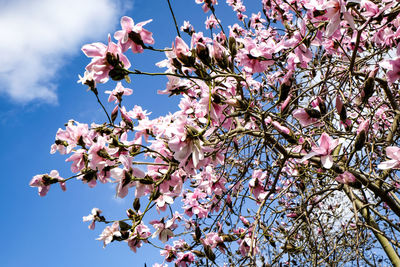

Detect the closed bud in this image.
[228,36,237,57]
[126,208,135,219]
[318,101,327,116]
[362,76,375,104]
[195,225,201,240]
[149,188,161,200]
[221,234,238,242]
[196,43,210,65]
[354,130,366,151]
[204,245,216,261]
[340,106,347,121]
[133,198,140,211]
[111,106,118,123]
[277,81,291,104]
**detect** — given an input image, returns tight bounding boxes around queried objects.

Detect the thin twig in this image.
[166,0,181,37]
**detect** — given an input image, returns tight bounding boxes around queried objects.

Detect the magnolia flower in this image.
[97,221,121,247]
[30,170,66,197]
[114,16,154,53]
[378,147,400,170]
[301,133,340,169]
[150,218,176,243]
[293,108,322,127]
[82,208,102,230]
[105,82,133,104]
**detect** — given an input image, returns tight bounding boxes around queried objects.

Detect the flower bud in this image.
[361,68,378,104]
[354,119,369,151]
[111,106,118,123]
[277,81,291,104]
[204,245,216,261]
[196,43,210,65]
[228,36,237,57]
[133,198,141,212]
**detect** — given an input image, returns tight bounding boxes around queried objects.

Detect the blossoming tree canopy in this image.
[31,0,400,266]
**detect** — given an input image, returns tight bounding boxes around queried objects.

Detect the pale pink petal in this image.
[81,43,106,57]
[378,160,400,170]
[386,147,400,161]
[343,12,355,29]
[325,14,341,37]
[121,16,134,30]
[321,155,333,169]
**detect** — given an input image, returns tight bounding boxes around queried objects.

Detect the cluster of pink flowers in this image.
[31,0,400,265]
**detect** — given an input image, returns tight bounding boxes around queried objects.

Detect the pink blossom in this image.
[182,189,209,218]
[249,169,268,200]
[195,0,218,13]
[87,136,116,171]
[128,223,151,252]
[96,221,121,247]
[301,133,340,169]
[51,121,91,155]
[335,171,357,184]
[361,0,379,18]
[114,16,154,53]
[82,35,130,83]
[77,70,95,88]
[382,57,400,83]
[308,0,355,37]
[65,149,86,173]
[112,167,145,198]
[202,232,223,249]
[205,14,220,29]
[180,21,194,34]
[82,208,102,230]
[30,170,65,197]
[175,252,195,267]
[155,193,174,212]
[378,147,400,170]
[105,82,133,104]
[150,218,177,243]
[293,108,322,127]
[128,105,151,120]
[236,37,274,73]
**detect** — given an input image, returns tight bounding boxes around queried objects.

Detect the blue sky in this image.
[0,1,261,266]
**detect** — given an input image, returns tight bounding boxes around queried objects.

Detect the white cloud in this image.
[0,0,131,104]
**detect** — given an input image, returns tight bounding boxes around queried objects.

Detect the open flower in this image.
[96,221,121,247]
[82,35,130,83]
[114,16,154,53]
[301,133,340,169]
[30,170,66,196]
[378,147,400,170]
[82,208,102,230]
